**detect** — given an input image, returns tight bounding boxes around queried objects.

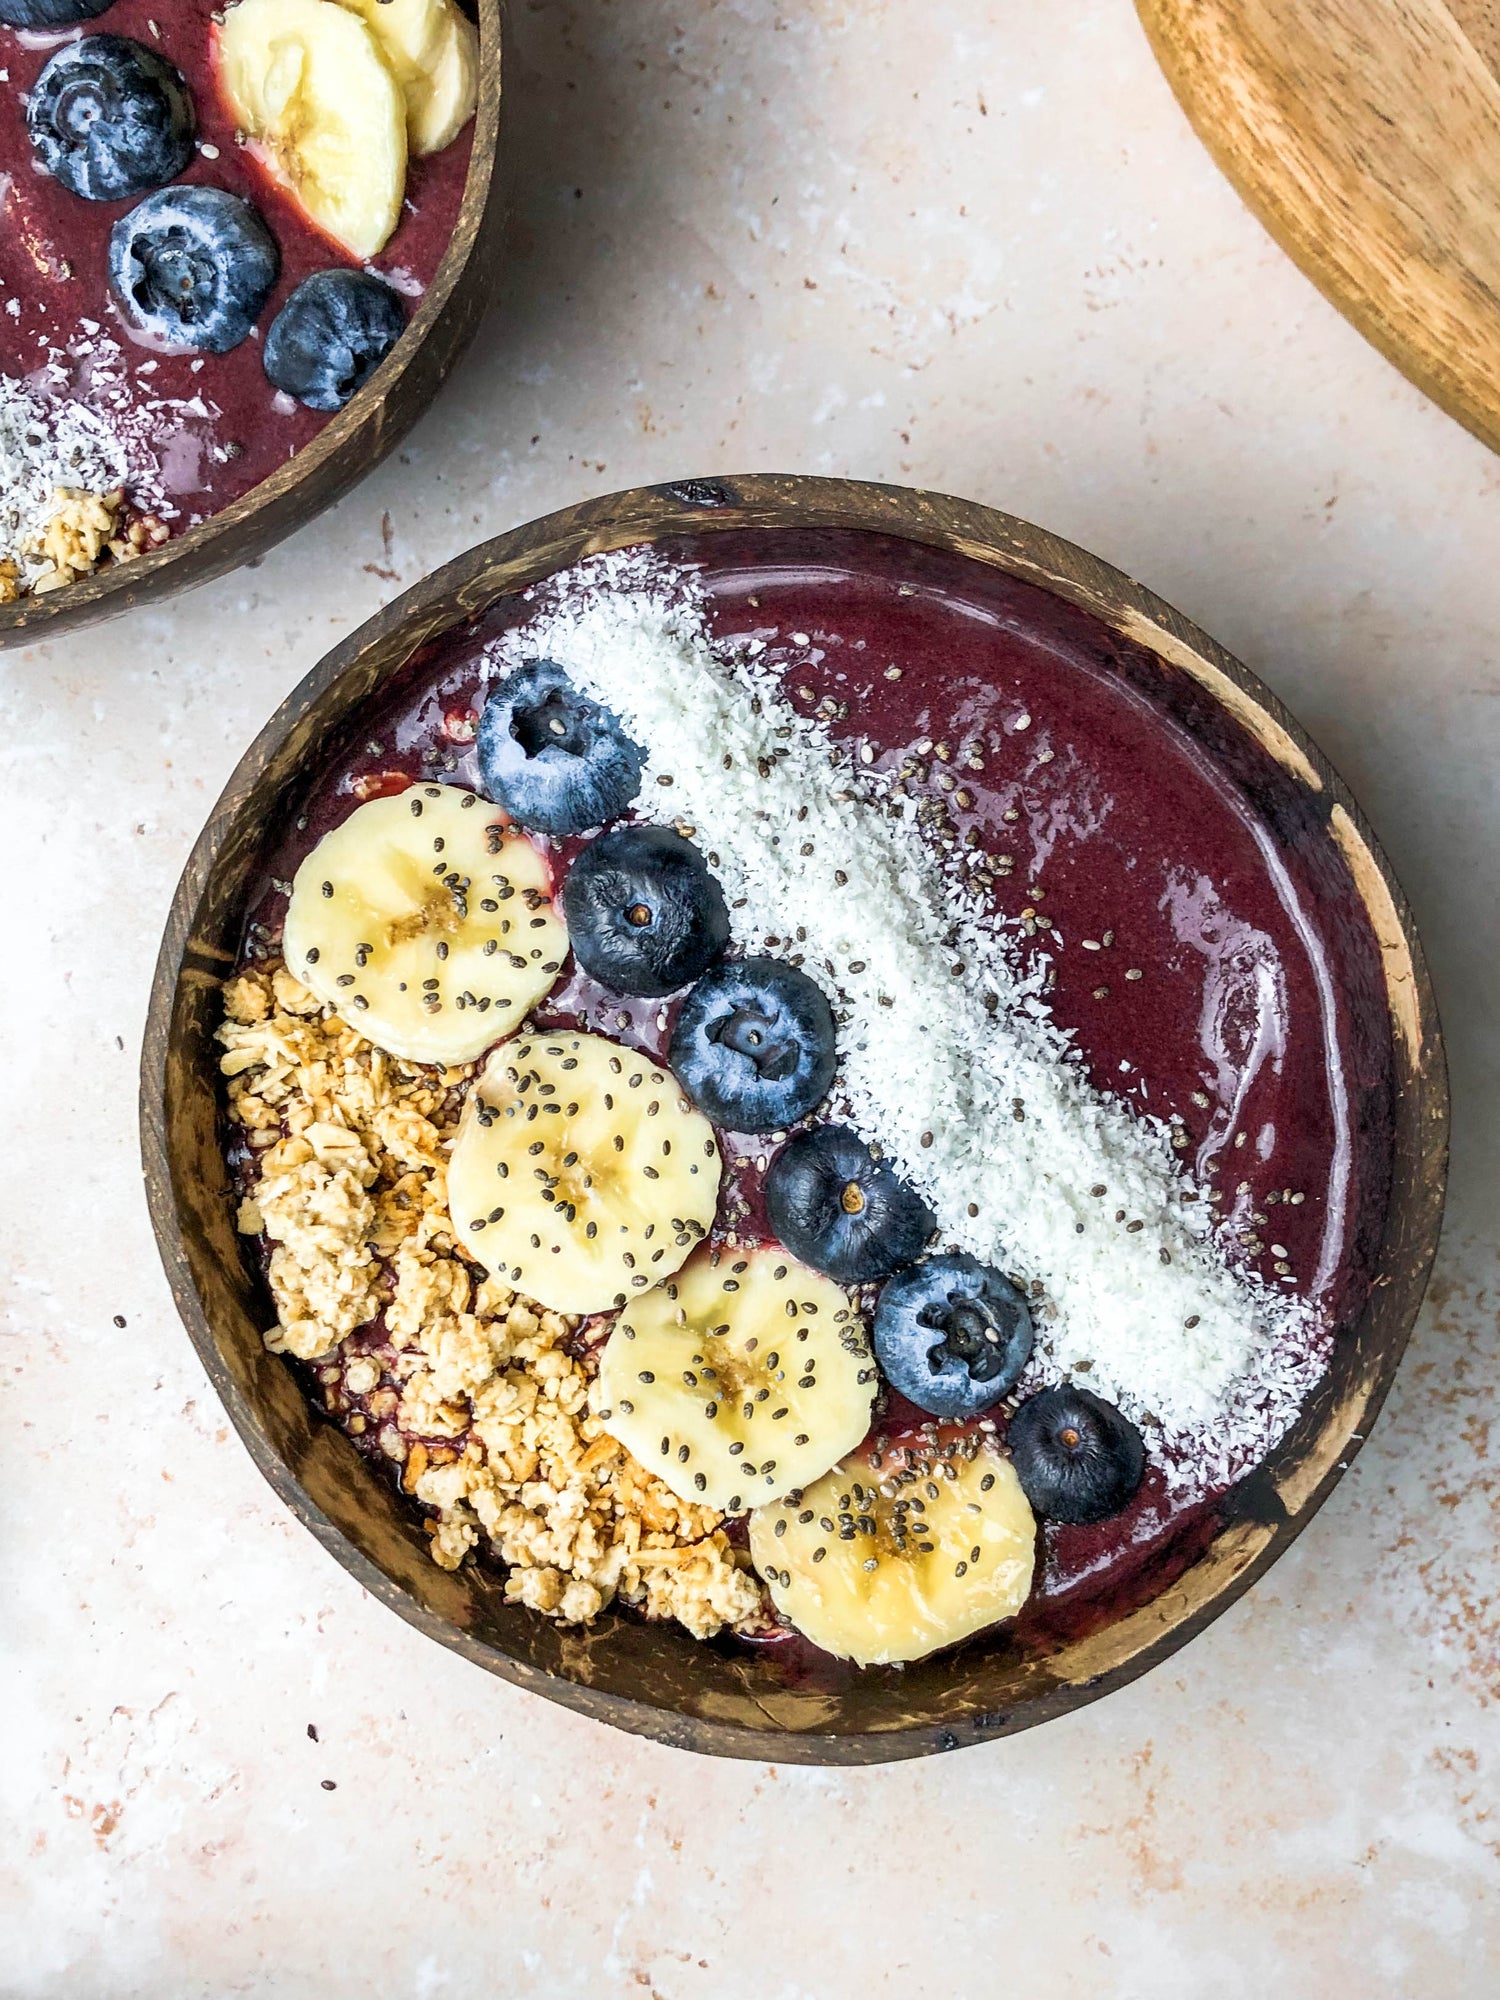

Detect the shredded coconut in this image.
[0,374,128,577]
[31,330,177,516]
[484,551,1333,1496]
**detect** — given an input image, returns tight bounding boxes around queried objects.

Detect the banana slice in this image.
[410,5,478,155]
[282,783,566,1064]
[217,0,407,258]
[337,0,478,155]
[597,1245,877,1514]
[447,1031,721,1315]
[749,1436,1037,1666]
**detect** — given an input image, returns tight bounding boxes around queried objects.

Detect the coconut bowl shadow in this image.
[141,475,1448,1763]
[0,0,506,651]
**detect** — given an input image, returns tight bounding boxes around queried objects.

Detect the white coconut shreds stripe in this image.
[0,374,129,574]
[484,550,1333,1497]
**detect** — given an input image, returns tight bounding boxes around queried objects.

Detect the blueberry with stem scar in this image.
[477,660,644,836]
[765,1124,934,1285]
[28,36,194,202]
[562,824,728,996]
[669,956,836,1133]
[109,185,278,354]
[873,1253,1033,1419]
[1008,1384,1145,1525]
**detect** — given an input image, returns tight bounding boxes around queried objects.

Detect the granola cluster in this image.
[0,487,169,603]
[217,962,763,1640]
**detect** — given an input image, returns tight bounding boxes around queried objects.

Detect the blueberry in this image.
[873,1254,1033,1420]
[669,957,836,1134]
[1008,1385,1145,1525]
[109,185,278,354]
[263,269,406,413]
[562,825,729,997]
[476,661,644,835]
[28,37,194,203]
[764,1124,934,1285]
[0,0,115,28]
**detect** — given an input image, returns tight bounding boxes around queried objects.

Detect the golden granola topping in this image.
[217,959,763,1641]
[17,487,170,598]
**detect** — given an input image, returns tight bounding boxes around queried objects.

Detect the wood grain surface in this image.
[140,474,1450,1764]
[1137,0,1500,456]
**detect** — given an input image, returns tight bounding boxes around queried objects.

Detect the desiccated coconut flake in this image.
[484,551,1331,1497]
[0,374,129,580]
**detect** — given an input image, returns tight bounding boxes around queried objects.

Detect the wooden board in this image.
[1137,0,1500,456]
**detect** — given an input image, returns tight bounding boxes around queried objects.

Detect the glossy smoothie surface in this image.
[242,529,1394,1676]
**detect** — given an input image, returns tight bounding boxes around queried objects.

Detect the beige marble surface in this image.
[4,1,1499,1992]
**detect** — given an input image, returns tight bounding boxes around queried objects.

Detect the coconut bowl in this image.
[0,0,505,651]
[141,475,1448,1763]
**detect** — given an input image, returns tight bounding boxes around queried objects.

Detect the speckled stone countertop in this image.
[3,3,1497,1993]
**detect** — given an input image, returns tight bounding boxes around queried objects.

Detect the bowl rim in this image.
[141,473,1450,1762]
[0,0,505,647]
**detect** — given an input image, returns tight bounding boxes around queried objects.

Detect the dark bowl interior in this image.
[142,476,1448,1762]
[0,0,505,650]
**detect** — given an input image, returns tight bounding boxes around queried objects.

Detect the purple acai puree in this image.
[238,529,1394,1675]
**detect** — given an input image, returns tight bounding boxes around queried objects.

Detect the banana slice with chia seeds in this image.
[596,1244,877,1514]
[217,0,407,258]
[447,1031,721,1315]
[749,1435,1037,1666]
[282,783,565,1064]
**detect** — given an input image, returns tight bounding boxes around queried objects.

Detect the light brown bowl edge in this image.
[140,474,1450,1762]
